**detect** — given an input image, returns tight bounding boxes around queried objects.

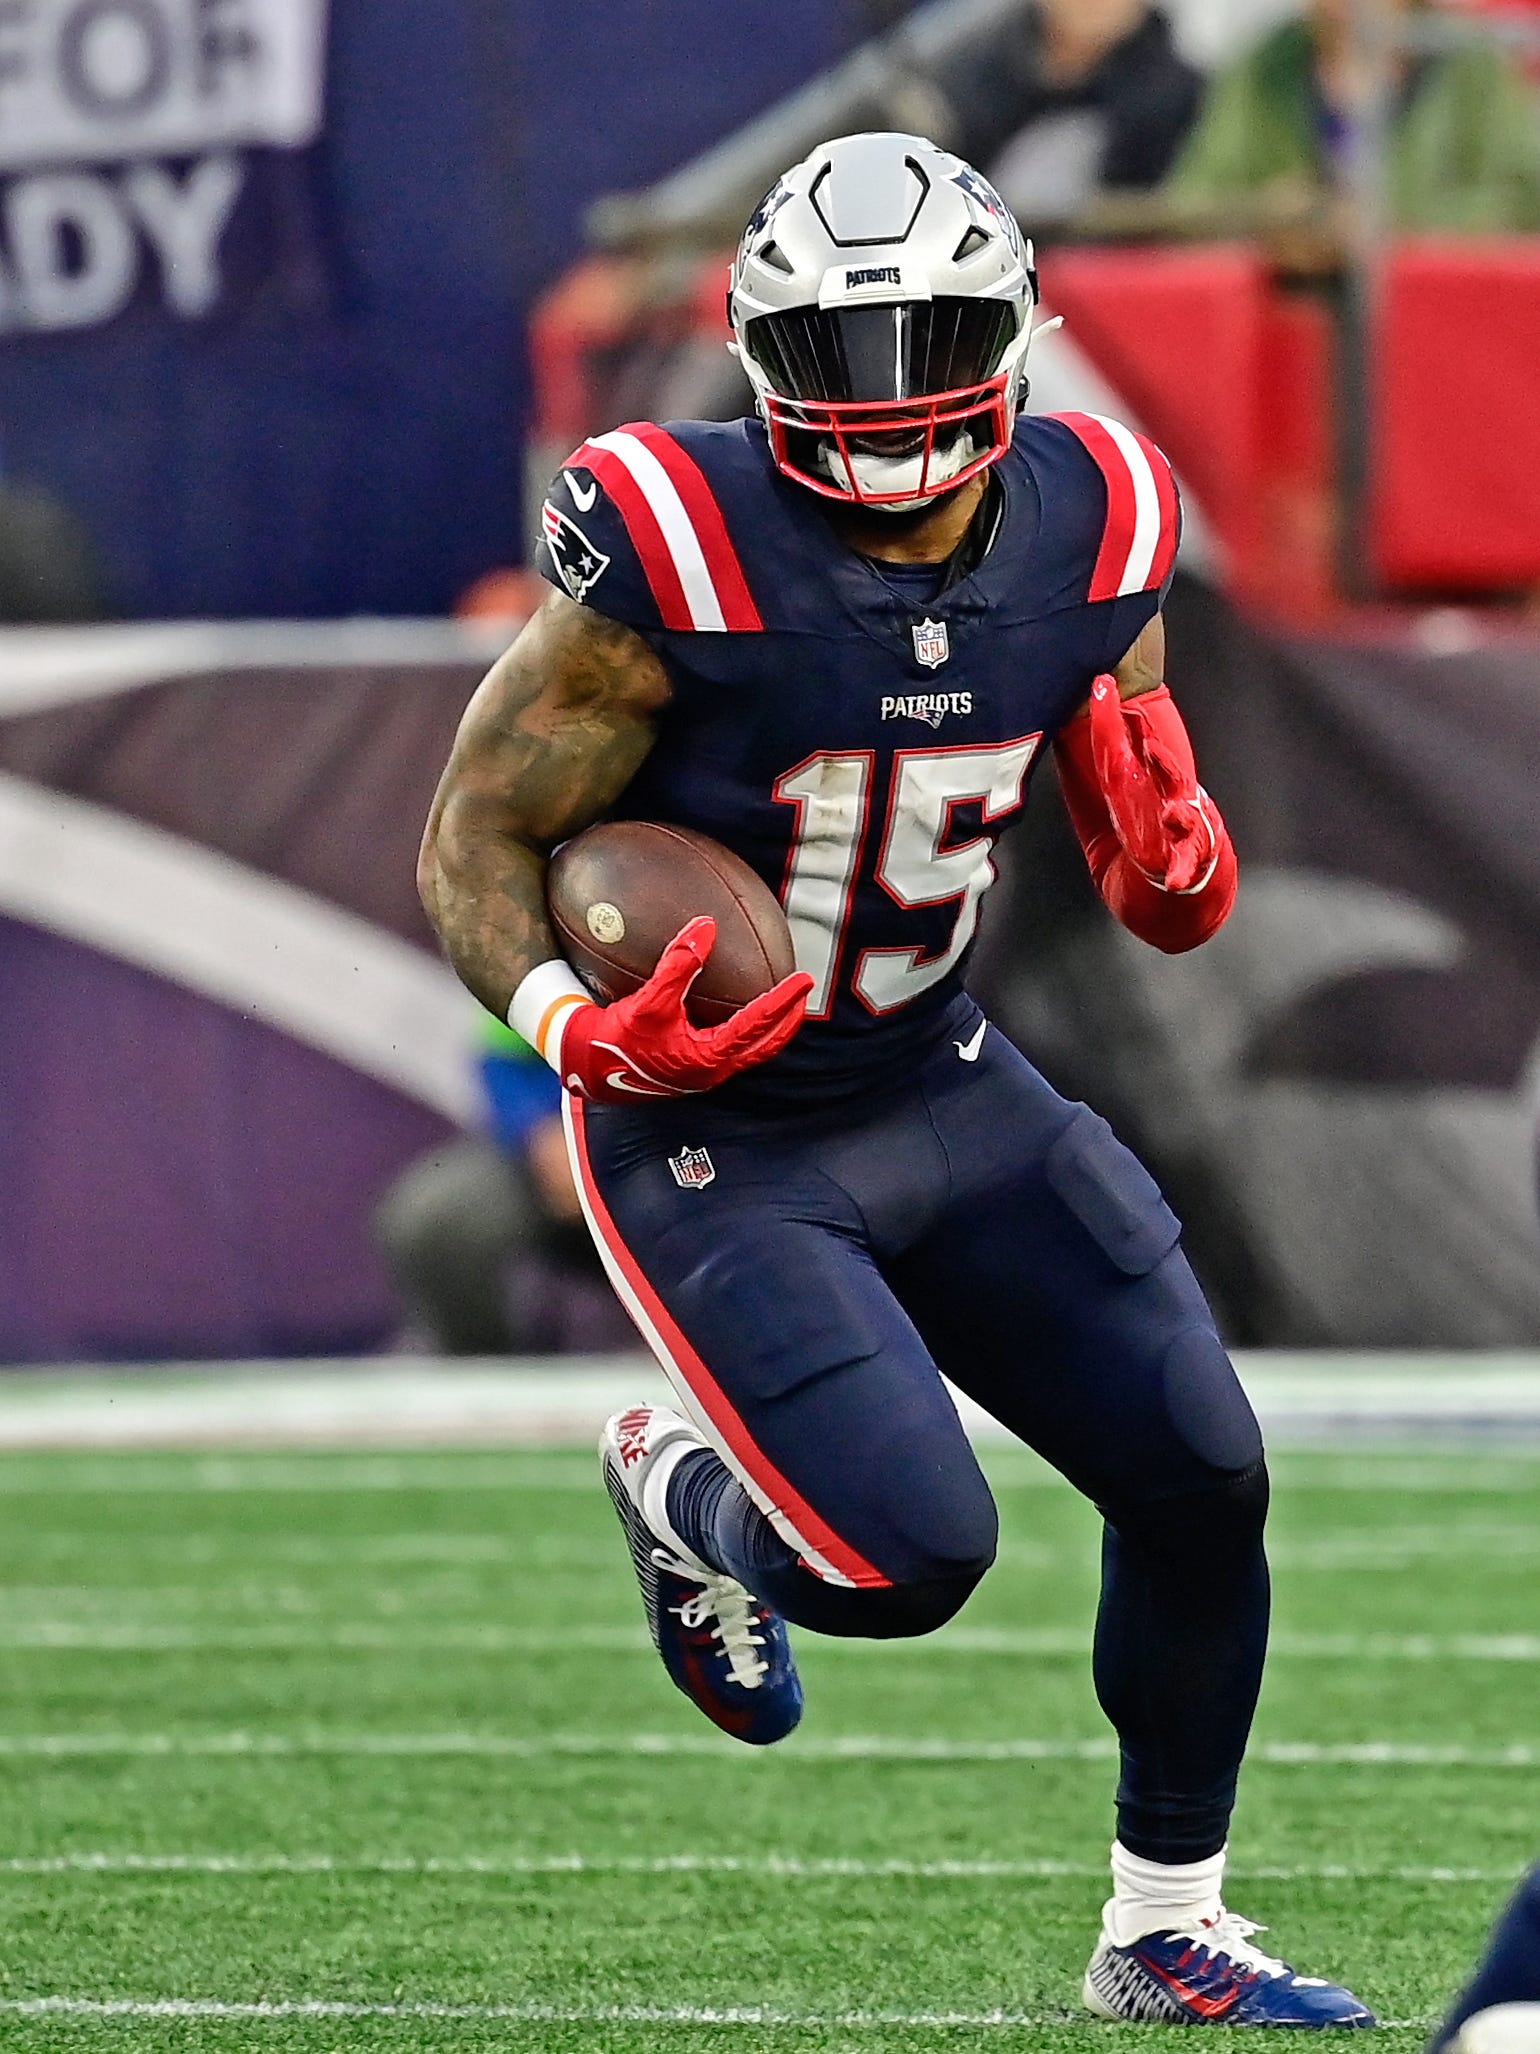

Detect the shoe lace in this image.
[1187,1912,1290,1983]
[652,1550,769,1690]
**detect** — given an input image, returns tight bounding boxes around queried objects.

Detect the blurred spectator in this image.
[1164,0,1540,237]
[932,0,1203,224]
[455,566,543,631]
[375,1015,613,1356]
[0,466,110,623]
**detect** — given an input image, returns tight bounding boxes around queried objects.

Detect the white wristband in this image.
[508,960,593,1072]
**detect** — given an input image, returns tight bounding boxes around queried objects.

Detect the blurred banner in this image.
[0,625,493,1361]
[2,586,1539,1362]
[0,0,329,334]
[0,0,845,619]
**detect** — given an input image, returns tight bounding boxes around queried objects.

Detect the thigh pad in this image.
[668,1224,885,1404]
[1044,1109,1182,1278]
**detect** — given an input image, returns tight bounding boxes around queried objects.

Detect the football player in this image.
[1430,1865,1540,2052]
[419,132,1371,2026]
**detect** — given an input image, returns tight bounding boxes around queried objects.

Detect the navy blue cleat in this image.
[599,1404,803,1746]
[1085,1911,1377,2028]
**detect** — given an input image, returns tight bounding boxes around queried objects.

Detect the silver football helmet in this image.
[729,132,1039,509]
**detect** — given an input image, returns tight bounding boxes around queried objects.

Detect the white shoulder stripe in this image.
[1089,413,1164,597]
[586,430,726,632]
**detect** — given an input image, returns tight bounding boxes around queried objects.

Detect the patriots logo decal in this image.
[950,165,1024,257]
[741,176,793,249]
[542,501,610,603]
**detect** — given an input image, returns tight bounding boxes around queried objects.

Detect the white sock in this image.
[1107,1840,1226,1946]
[639,1437,715,1575]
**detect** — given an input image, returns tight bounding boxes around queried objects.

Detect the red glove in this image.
[1055,680,1237,953]
[556,916,813,1104]
[1087,675,1221,893]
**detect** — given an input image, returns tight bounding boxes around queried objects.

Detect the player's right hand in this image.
[559,916,813,1104]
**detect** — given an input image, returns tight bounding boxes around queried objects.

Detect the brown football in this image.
[546,821,797,1026]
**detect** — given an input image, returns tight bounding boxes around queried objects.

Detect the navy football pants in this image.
[569,1005,1269,1862]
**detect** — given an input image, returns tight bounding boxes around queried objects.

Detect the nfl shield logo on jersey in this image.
[911,617,950,670]
[668,1145,716,1190]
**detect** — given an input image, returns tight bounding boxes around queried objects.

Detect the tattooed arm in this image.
[420,590,811,1096]
[418,590,672,1016]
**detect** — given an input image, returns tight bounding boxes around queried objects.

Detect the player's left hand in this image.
[1087,675,1218,895]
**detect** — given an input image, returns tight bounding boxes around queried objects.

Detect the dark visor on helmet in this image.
[746,297,1015,405]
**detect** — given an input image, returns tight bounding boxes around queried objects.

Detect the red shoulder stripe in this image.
[568,425,762,633]
[570,437,693,630]
[625,423,763,632]
[1146,438,1181,591]
[1049,412,1180,602]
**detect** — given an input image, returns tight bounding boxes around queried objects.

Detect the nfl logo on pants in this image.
[668,1145,716,1190]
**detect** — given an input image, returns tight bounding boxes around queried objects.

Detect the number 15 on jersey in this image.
[773,735,1042,1018]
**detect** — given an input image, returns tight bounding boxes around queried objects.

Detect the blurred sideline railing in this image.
[527,235,1540,617]
[583,0,1033,255]
[527,0,1540,616]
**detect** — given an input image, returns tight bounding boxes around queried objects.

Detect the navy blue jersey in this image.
[538,411,1180,1107]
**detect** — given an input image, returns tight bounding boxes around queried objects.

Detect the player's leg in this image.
[568,1094,999,1739]
[889,1023,1371,2026]
[373,1138,532,1353]
[1430,1865,1540,2053]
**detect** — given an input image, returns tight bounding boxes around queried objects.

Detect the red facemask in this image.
[761,375,1013,506]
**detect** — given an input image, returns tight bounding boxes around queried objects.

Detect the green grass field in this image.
[0,1438,1536,2052]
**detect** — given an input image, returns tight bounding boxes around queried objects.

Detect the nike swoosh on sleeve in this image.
[565,472,599,511]
[954,1019,988,1062]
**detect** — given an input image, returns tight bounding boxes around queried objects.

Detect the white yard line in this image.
[5,1621,1540,1661]
[0,1456,608,1494]
[0,1850,1521,1885]
[0,1355,1538,1451]
[3,1449,1540,1495]
[0,1996,1434,2029]
[0,1731,1535,1766]
[8,1525,1540,1572]
[0,1535,540,1565]
[0,1446,616,1495]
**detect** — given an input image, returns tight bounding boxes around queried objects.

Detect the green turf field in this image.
[0,1440,1535,2051]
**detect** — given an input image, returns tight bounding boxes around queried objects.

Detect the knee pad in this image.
[843,1557,992,1640]
[1103,1458,1270,1563]
[1161,1325,1265,1475]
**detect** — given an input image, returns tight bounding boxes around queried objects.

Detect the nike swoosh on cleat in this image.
[1143,1964,1242,2020]
[954,1019,987,1062]
[565,471,598,511]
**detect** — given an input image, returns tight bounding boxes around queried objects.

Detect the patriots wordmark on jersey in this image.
[536,410,1180,1105]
